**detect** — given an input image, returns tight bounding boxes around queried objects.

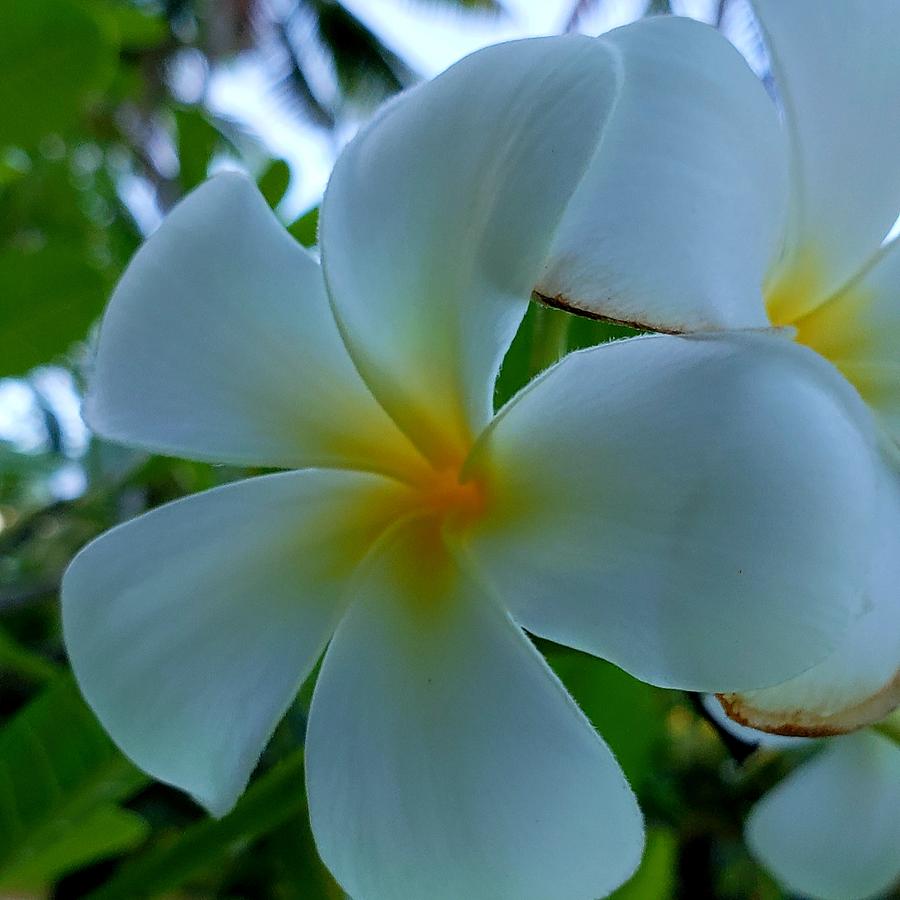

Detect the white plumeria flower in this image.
[530,1,900,736]
[705,698,899,898]
[747,728,900,900]
[64,27,879,900]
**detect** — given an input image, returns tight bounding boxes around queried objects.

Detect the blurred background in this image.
[0,1,832,897]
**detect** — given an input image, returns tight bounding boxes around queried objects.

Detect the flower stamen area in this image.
[766,252,875,404]
[380,461,487,613]
[411,464,486,529]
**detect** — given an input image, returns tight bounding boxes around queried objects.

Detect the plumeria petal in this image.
[535,16,787,332]
[719,467,900,735]
[319,36,622,465]
[464,332,877,692]
[791,236,900,447]
[746,731,900,900]
[63,470,410,816]
[306,518,643,900]
[701,694,809,751]
[753,0,900,317]
[86,173,421,477]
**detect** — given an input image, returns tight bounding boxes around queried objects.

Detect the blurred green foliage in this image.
[0,0,822,896]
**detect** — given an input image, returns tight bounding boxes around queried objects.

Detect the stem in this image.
[715,0,729,29]
[528,304,571,377]
[873,716,900,747]
[686,692,755,764]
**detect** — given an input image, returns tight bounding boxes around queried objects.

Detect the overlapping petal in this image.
[753,0,900,317]
[306,518,643,900]
[535,16,787,332]
[746,731,900,900]
[319,36,622,465]
[719,469,900,735]
[701,694,808,751]
[63,470,411,816]
[464,332,877,692]
[85,174,421,478]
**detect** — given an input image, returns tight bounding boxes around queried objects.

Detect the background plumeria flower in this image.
[747,728,900,900]
[65,28,880,900]
[705,699,900,899]
[531,1,900,736]
[706,701,900,900]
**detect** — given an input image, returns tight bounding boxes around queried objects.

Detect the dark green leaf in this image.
[547,647,669,789]
[0,626,60,685]
[287,207,319,248]
[0,245,108,376]
[0,677,148,878]
[495,299,640,410]
[86,751,331,900]
[98,3,168,49]
[0,805,149,891]
[258,810,343,900]
[567,314,640,350]
[175,107,222,192]
[257,159,291,210]
[0,0,117,148]
[611,827,677,899]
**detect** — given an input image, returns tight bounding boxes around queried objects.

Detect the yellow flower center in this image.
[409,463,486,528]
[765,249,874,404]
[764,250,825,329]
[319,447,490,621]
[365,458,487,615]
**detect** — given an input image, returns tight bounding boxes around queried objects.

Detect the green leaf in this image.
[0,245,108,376]
[257,159,291,210]
[611,827,678,900]
[0,626,60,685]
[0,677,148,878]
[287,207,319,248]
[175,107,223,192]
[258,810,344,900]
[312,1,414,102]
[494,300,640,411]
[0,0,117,148]
[94,2,168,49]
[0,805,149,891]
[85,750,333,900]
[567,314,640,350]
[547,647,669,789]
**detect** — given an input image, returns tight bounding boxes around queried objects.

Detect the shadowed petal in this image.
[719,465,900,735]
[536,16,787,332]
